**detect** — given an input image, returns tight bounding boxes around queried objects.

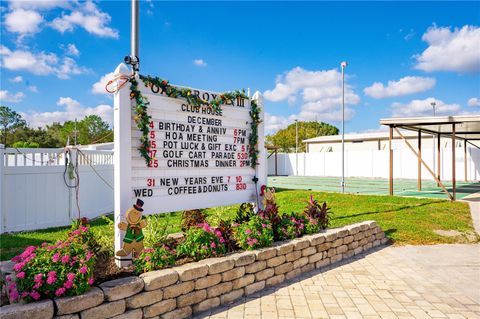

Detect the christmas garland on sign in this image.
[128,75,261,169]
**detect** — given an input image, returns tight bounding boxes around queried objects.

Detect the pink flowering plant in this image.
[303,195,331,234]
[279,212,306,240]
[176,222,227,260]
[232,216,274,250]
[8,227,96,303]
[133,245,176,274]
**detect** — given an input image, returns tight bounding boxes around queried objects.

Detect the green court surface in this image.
[267,176,480,200]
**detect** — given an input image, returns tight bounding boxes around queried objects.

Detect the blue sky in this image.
[0,1,479,135]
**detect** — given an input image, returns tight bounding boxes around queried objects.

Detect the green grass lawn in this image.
[0,189,477,261]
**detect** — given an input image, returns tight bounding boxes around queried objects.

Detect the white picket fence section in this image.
[0,145,114,233]
[268,146,480,181]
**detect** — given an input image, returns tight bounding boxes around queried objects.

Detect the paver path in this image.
[194,244,480,319]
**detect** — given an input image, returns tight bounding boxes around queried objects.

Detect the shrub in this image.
[143,215,170,248]
[233,216,274,250]
[279,212,306,240]
[176,223,227,260]
[303,195,331,232]
[9,227,96,303]
[181,209,206,232]
[133,246,176,274]
[258,188,283,241]
[233,203,256,224]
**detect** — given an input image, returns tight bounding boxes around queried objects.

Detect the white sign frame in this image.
[113,64,266,266]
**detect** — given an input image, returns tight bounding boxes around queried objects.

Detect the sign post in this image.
[114,68,266,266]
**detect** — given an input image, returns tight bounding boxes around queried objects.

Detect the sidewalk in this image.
[194,244,480,319]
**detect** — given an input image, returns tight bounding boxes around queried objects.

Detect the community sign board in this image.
[113,64,266,264]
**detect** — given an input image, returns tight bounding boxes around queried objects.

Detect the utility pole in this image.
[431,101,436,177]
[295,119,298,176]
[341,61,348,193]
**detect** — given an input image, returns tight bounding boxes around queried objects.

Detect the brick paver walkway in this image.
[194,244,480,319]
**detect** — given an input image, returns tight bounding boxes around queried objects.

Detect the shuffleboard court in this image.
[267,175,480,200]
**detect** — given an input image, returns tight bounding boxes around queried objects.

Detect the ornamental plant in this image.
[8,227,96,303]
[181,209,207,232]
[258,194,283,241]
[133,246,176,274]
[279,212,307,240]
[232,216,274,250]
[233,203,256,224]
[176,222,227,260]
[303,195,331,232]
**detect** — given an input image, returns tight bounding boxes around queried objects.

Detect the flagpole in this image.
[125,0,140,74]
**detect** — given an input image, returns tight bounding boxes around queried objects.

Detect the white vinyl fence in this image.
[0,145,114,233]
[268,147,480,181]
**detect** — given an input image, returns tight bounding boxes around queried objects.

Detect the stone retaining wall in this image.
[1,220,387,319]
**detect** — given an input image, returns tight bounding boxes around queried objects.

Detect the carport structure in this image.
[381,115,480,200]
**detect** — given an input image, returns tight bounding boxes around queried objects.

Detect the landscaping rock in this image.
[126,289,163,309]
[207,282,233,298]
[0,299,54,319]
[301,263,315,273]
[143,299,176,318]
[199,257,234,275]
[331,254,343,263]
[266,255,285,268]
[245,260,266,274]
[285,250,302,262]
[316,258,330,269]
[163,281,195,299]
[176,289,207,307]
[276,242,294,255]
[343,235,354,244]
[337,244,348,254]
[348,241,359,250]
[232,251,256,267]
[293,257,308,269]
[354,232,365,241]
[244,281,265,295]
[232,274,255,289]
[221,266,245,281]
[81,300,126,319]
[220,289,244,305]
[316,242,331,252]
[54,315,79,319]
[100,277,144,301]
[193,297,220,313]
[309,252,323,264]
[309,234,326,246]
[255,268,274,281]
[327,248,336,257]
[302,246,317,257]
[293,238,310,251]
[140,268,179,291]
[331,238,344,248]
[175,263,208,282]
[325,230,338,242]
[266,274,285,287]
[195,274,222,290]
[285,268,302,280]
[110,309,143,319]
[55,287,104,315]
[347,225,361,235]
[160,306,192,319]
[255,247,277,260]
[275,262,293,275]
[337,229,349,237]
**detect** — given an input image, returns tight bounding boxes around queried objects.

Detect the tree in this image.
[0,106,26,145]
[266,121,339,153]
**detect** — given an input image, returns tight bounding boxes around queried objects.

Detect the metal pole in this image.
[452,124,456,200]
[132,0,139,58]
[389,126,393,195]
[437,134,441,187]
[341,61,347,193]
[295,119,298,176]
[418,130,422,191]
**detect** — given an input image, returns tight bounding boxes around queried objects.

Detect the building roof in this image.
[380,115,480,141]
[303,130,424,143]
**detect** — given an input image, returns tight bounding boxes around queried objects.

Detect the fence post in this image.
[114,63,133,267]
[0,144,4,233]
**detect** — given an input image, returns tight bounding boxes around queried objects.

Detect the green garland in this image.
[249,99,261,168]
[129,75,261,169]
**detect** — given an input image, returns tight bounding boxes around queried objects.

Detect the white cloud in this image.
[0,45,89,79]
[0,90,25,103]
[193,59,207,67]
[66,43,79,56]
[468,97,480,107]
[28,85,38,93]
[4,8,43,35]
[391,97,460,117]
[414,25,480,73]
[21,97,113,128]
[9,75,23,83]
[364,76,436,99]
[50,1,119,38]
[265,113,289,135]
[7,1,70,10]
[92,72,115,95]
[263,67,360,133]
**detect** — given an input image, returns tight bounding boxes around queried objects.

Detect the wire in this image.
[89,131,113,145]
[77,149,114,190]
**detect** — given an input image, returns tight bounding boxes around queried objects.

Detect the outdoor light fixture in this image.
[341,61,348,193]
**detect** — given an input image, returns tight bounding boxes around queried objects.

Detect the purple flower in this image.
[34,273,44,283]
[13,263,24,271]
[88,277,95,285]
[52,253,60,262]
[30,291,40,300]
[79,266,88,274]
[55,287,66,297]
[64,280,74,289]
[61,255,70,264]
[210,242,216,248]
[66,273,75,281]
[245,229,252,234]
